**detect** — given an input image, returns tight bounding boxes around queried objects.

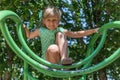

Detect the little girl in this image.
[23,5,99,65]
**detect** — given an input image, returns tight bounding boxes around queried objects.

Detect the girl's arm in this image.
[23,24,40,39]
[64,28,99,38]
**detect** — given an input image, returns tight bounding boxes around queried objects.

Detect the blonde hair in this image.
[42,6,62,20]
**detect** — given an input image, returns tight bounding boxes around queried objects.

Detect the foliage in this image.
[0,0,120,80]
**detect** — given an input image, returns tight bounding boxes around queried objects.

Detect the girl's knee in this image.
[46,44,60,63]
[47,44,59,54]
[56,32,63,37]
[56,32,67,42]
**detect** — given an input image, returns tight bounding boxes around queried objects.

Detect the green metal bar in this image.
[24,61,28,80]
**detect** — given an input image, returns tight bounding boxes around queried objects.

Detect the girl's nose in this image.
[50,21,54,25]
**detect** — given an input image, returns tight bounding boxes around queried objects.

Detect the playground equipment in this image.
[0,10,120,79]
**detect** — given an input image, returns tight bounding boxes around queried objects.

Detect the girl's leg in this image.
[46,44,61,64]
[56,32,72,65]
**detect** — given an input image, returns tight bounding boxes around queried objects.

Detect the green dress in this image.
[39,26,64,59]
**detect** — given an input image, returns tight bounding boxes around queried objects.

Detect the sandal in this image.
[61,58,72,65]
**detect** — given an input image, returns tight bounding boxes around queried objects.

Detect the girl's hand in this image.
[23,24,26,28]
[95,28,99,33]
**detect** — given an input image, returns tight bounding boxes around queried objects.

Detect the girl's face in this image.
[43,15,59,30]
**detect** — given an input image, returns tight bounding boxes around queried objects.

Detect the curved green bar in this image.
[0,10,120,78]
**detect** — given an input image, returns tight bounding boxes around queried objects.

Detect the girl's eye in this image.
[47,19,50,21]
[53,19,58,22]
[46,19,58,22]
[53,20,56,22]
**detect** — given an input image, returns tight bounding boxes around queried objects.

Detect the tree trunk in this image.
[93,54,107,80]
[4,71,10,80]
[98,68,107,80]
[0,73,2,80]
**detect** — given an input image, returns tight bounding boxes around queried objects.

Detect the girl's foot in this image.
[61,58,72,65]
